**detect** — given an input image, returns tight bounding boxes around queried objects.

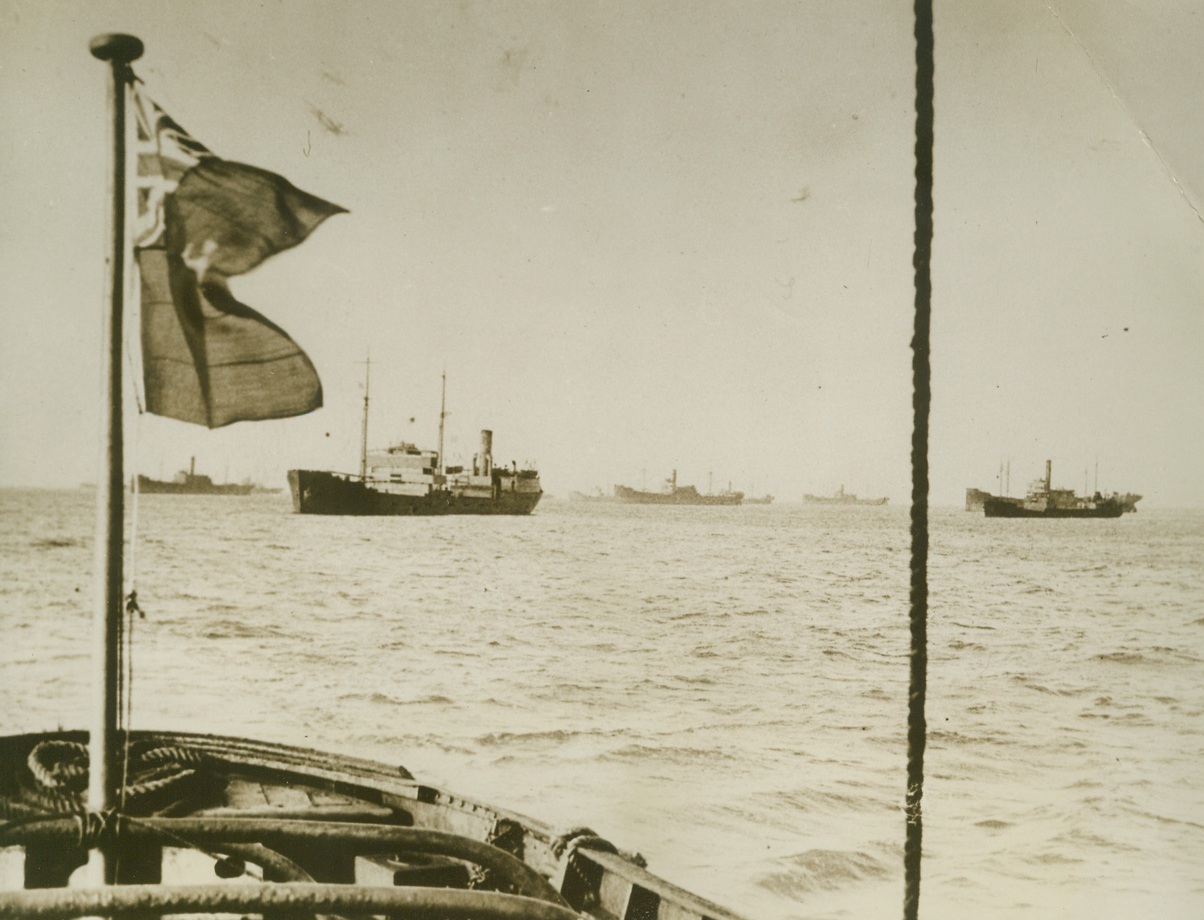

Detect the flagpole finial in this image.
[89,33,143,64]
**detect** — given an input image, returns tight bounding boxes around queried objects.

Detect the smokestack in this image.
[480,430,493,476]
[190,456,195,477]
[1045,459,1052,492]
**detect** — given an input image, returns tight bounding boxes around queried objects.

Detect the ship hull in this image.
[803,495,888,506]
[137,475,254,496]
[288,469,542,516]
[983,496,1124,518]
[613,485,742,506]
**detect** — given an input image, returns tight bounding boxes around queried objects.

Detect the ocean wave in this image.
[199,619,293,640]
[339,691,455,707]
[1014,680,1082,697]
[604,742,743,765]
[948,639,987,651]
[29,537,81,549]
[1094,651,1148,663]
[757,849,889,896]
[477,729,583,746]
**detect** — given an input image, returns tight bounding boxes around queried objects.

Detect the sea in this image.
[2,488,1202,920]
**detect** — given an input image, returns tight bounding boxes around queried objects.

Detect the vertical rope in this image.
[122,86,146,801]
[905,2,934,919]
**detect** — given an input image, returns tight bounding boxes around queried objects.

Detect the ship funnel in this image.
[1045,459,1052,491]
[190,456,196,477]
[480,430,493,476]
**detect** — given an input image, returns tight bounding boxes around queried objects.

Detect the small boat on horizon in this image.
[136,457,256,495]
[568,487,615,502]
[803,485,888,506]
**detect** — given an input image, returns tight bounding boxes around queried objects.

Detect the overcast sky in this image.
[2,1,1201,506]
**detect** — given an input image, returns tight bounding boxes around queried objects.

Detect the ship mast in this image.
[437,368,447,477]
[359,354,371,479]
[89,32,142,878]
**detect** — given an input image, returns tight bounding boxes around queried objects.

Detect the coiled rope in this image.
[4,739,222,821]
[905,2,934,920]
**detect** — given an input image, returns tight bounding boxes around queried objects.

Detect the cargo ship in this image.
[568,488,615,502]
[136,457,255,495]
[803,485,888,505]
[613,470,743,505]
[982,460,1127,518]
[288,370,542,516]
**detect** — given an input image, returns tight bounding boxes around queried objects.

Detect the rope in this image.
[118,198,147,858]
[905,2,934,920]
[119,590,145,815]
[12,740,222,819]
[551,826,647,867]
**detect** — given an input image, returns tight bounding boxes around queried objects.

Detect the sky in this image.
[1,0,1201,507]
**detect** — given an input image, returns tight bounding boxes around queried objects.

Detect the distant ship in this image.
[1116,492,1142,513]
[613,470,743,505]
[136,457,255,495]
[971,464,1141,514]
[288,370,542,516]
[982,460,1128,518]
[964,487,994,511]
[568,488,614,503]
[803,485,888,506]
[744,494,775,505]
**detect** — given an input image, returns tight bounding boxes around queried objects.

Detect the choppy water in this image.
[2,488,1202,919]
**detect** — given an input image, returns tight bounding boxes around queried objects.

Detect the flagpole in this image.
[88,33,142,865]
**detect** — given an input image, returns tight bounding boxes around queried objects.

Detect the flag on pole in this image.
[132,85,346,428]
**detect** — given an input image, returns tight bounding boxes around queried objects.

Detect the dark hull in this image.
[613,485,742,506]
[288,469,542,516]
[137,475,254,496]
[983,497,1124,518]
[568,491,614,503]
[803,495,888,506]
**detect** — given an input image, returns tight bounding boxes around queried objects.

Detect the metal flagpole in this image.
[88,33,142,879]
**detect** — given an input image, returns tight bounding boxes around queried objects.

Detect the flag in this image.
[132,85,346,428]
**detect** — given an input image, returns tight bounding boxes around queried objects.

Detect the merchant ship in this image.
[803,485,888,506]
[613,470,743,505]
[288,369,542,516]
[982,460,1128,518]
[136,457,254,495]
